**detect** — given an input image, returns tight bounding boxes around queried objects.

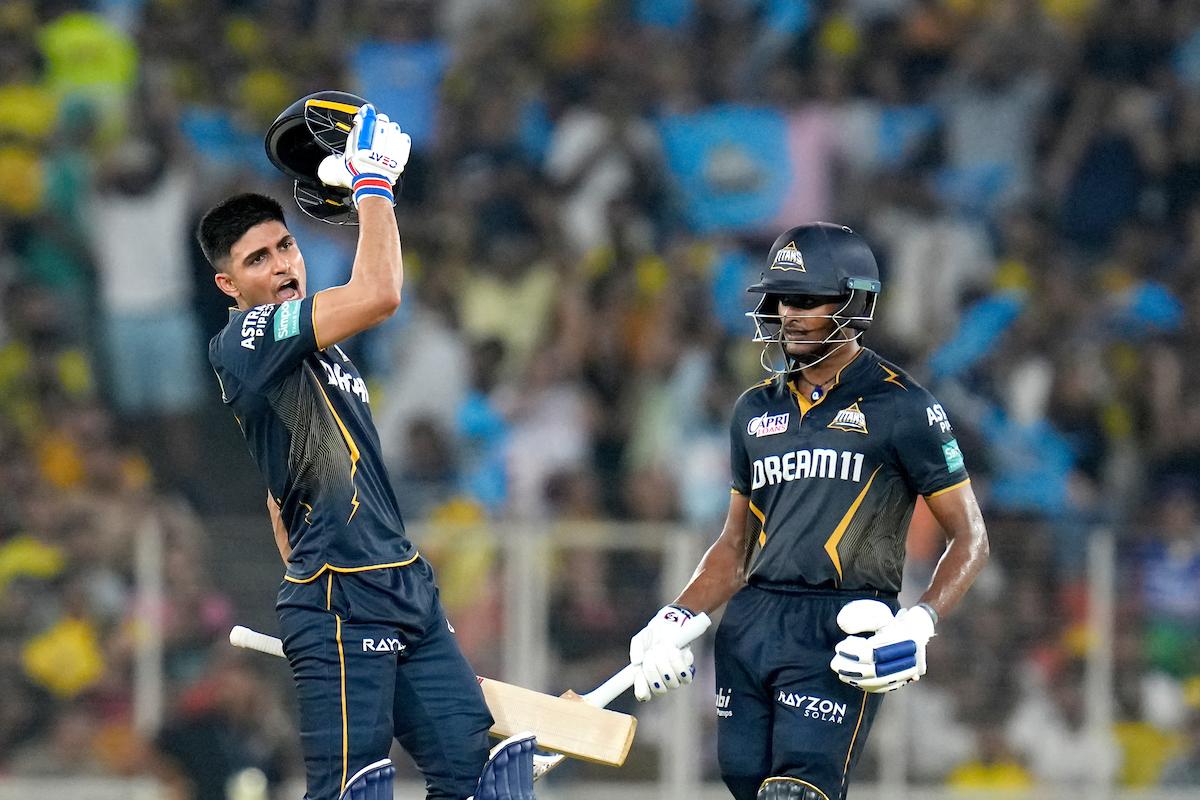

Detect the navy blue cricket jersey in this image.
[209,297,416,583]
[731,348,969,593]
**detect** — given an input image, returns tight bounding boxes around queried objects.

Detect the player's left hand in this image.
[830,604,936,694]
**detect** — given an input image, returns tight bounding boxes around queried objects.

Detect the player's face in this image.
[216,220,307,309]
[777,295,843,361]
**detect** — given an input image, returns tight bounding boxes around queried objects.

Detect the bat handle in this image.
[230,624,286,659]
[581,612,711,707]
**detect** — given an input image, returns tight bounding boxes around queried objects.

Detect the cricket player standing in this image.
[628,223,990,800]
[200,103,535,800]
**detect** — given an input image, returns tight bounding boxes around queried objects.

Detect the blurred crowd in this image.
[1,0,1199,796]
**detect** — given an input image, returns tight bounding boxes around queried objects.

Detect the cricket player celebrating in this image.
[628,223,990,800]
[200,96,535,800]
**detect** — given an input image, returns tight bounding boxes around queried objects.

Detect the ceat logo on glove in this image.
[367,152,399,170]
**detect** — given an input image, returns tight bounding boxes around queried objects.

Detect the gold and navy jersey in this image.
[209,297,416,584]
[730,348,969,593]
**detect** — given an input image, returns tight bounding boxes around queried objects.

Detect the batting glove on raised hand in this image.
[829,600,936,694]
[318,103,411,207]
[630,604,697,702]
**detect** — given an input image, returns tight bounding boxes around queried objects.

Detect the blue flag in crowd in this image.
[659,105,791,234]
[352,41,448,149]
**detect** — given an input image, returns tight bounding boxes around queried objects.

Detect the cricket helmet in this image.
[746,223,882,372]
[264,90,368,225]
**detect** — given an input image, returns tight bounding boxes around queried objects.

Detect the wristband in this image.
[668,604,696,619]
[351,171,394,206]
[916,602,939,626]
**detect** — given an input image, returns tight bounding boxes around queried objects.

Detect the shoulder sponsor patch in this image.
[942,438,965,472]
[747,412,789,437]
[274,299,301,341]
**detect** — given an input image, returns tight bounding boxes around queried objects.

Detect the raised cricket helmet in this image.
[747,222,882,372]
[264,90,368,225]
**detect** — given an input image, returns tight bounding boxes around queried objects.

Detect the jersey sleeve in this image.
[891,386,970,497]
[729,400,752,495]
[210,298,317,395]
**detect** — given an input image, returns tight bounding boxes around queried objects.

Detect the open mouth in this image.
[276,278,301,301]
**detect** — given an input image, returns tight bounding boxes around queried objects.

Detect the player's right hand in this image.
[318,103,411,204]
[629,604,697,702]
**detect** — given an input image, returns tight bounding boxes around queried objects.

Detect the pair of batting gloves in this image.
[829,599,937,693]
[318,104,411,208]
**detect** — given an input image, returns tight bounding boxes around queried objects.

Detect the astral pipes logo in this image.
[747,412,789,438]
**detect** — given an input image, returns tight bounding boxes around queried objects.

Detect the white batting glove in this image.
[630,605,697,702]
[317,103,411,206]
[830,602,936,694]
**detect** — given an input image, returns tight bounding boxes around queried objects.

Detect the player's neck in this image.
[794,341,862,392]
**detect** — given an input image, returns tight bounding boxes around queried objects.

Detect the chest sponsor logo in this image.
[752,448,865,489]
[716,687,733,718]
[362,637,406,653]
[321,360,370,403]
[770,241,805,272]
[274,299,302,341]
[239,304,275,350]
[748,412,789,437]
[777,691,847,723]
[828,401,868,435]
[942,438,964,472]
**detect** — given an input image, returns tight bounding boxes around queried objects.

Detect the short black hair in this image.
[197,193,287,269]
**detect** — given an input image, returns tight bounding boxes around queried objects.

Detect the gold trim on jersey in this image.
[748,500,767,547]
[879,363,907,390]
[841,692,869,793]
[315,381,362,523]
[335,614,349,794]
[786,349,865,420]
[927,478,971,498]
[283,554,421,584]
[823,465,882,580]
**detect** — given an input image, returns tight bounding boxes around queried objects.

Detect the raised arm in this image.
[310,104,411,348]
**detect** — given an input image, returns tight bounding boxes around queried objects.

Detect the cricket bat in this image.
[229,614,711,771]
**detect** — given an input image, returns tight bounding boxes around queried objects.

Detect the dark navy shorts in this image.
[714,584,899,800]
[277,558,492,800]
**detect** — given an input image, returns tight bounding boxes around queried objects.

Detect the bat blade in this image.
[229,613,713,776]
[479,677,636,766]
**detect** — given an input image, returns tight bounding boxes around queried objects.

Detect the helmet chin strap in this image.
[758,315,863,377]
